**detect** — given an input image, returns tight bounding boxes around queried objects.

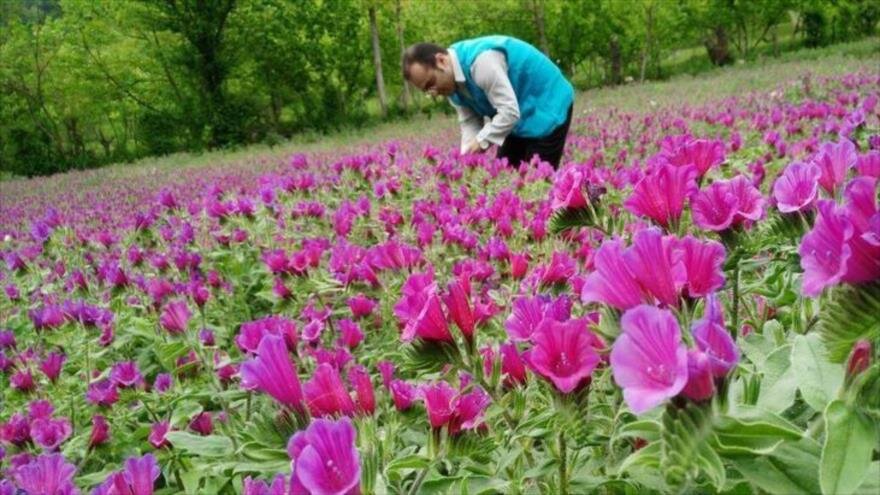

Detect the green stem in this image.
[731,262,740,340]
[558,430,568,495]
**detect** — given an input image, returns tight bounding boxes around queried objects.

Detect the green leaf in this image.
[384,453,430,480]
[730,439,821,494]
[755,344,798,413]
[615,420,662,442]
[820,400,878,495]
[164,432,234,458]
[791,333,844,412]
[548,206,598,234]
[819,281,880,362]
[712,406,803,456]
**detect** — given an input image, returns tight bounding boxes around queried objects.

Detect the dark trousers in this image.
[497,104,573,169]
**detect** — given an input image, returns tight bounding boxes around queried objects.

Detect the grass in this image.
[2,37,877,186]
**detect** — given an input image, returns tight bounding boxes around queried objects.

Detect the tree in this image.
[368,3,388,118]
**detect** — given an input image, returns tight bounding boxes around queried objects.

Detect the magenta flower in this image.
[856,150,880,178]
[799,200,853,296]
[420,381,458,429]
[448,387,491,434]
[347,294,377,319]
[153,373,172,394]
[499,342,528,387]
[337,319,364,350]
[110,361,143,388]
[505,294,571,341]
[303,363,356,418]
[348,365,375,416]
[30,418,72,451]
[680,350,715,402]
[773,162,821,213]
[12,453,78,495]
[581,239,643,310]
[11,369,36,392]
[610,305,688,414]
[677,235,726,298]
[692,295,739,377]
[624,163,697,228]
[240,334,305,412]
[40,352,66,383]
[550,166,588,210]
[523,317,601,393]
[288,417,361,495]
[236,315,298,354]
[148,421,171,449]
[189,412,214,436]
[625,228,686,308]
[691,180,739,231]
[661,138,726,177]
[389,379,417,411]
[88,415,109,450]
[813,139,856,194]
[444,276,475,342]
[726,175,766,226]
[159,300,191,334]
[94,454,161,495]
[394,271,454,343]
[842,177,880,284]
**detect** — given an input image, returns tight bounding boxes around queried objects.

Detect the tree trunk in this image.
[608,35,622,85]
[639,2,654,82]
[395,0,411,112]
[369,6,388,118]
[704,25,733,66]
[530,0,550,56]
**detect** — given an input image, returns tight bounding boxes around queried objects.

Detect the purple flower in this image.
[773,162,821,213]
[348,365,376,416]
[236,315,298,354]
[153,373,172,394]
[159,300,191,334]
[691,180,739,231]
[394,270,454,343]
[240,334,305,412]
[550,166,589,210]
[347,294,377,319]
[624,163,697,228]
[11,369,35,392]
[610,305,688,414]
[581,239,643,310]
[110,361,143,388]
[189,412,213,436]
[40,352,66,383]
[813,139,856,195]
[677,235,726,298]
[89,415,109,450]
[148,421,171,449]
[390,379,417,411]
[625,228,686,308]
[303,363,356,418]
[12,453,78,495]
[288,417,361,495]
[94,454,161,495]
[692,294,739,377]
[523,318,601,393]
[86,379,119,407]
[420,381,458,429]
[30,418,72,451]
[680,350,715,402]
[505,294,572,341]
[799,200,853,296]
[242,475,288,495]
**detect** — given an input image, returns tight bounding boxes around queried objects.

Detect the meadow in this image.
[1,42,879,495]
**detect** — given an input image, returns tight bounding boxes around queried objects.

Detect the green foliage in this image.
[818,281,880,362]
[820,399,878,495]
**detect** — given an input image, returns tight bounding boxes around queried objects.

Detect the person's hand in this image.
[463,138,486,154]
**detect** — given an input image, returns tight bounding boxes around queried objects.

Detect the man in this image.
[403,35,574,169]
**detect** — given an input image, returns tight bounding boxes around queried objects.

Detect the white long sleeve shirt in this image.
[448,48,521,154]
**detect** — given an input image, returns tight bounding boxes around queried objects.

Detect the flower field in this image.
[1,63,879,494]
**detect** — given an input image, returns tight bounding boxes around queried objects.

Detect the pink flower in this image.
[444,276,475,343]
[390,379,416,411]
[303,363,356,418]
[288,417,361,495]
[420,381,457,429]
[691,181,738,231]
[39,352,66,383]
[110,361,143,388]
[499,342,528,387]
[661,138,726,177]
[773,162,821,213]
[89,415,109,450]
[159,300,191,334]
[347,294,377,319]
[338,319,364,350]
[550,166,588,210]
[508,252,529,279]
[726,175,766,226]
[189,412,213,436]
[348,365,376,416]
[394,271,454,343]
[581,239,643,310]
[30,418,72,451]
[625,228,686,308]
[676,236,726,298]
[813,139,856,194]
[680,350,715,402]
[799,200,854,296]
[523,318,601,393]
[240,334,305,412]
[610,305,688,414]
[12,454,78,495]
[624,163,697,228]
[504,294,571,341]
[86,379,119,407]
[856,151,880,178]
[94,454,161,495]
[691,294,739,377]
[148,421,170,449]
[236,316,298,354]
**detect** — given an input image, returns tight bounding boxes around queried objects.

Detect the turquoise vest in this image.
[449,35,574,139]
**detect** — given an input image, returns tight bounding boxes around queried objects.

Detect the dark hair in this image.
[402,43,447,80]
